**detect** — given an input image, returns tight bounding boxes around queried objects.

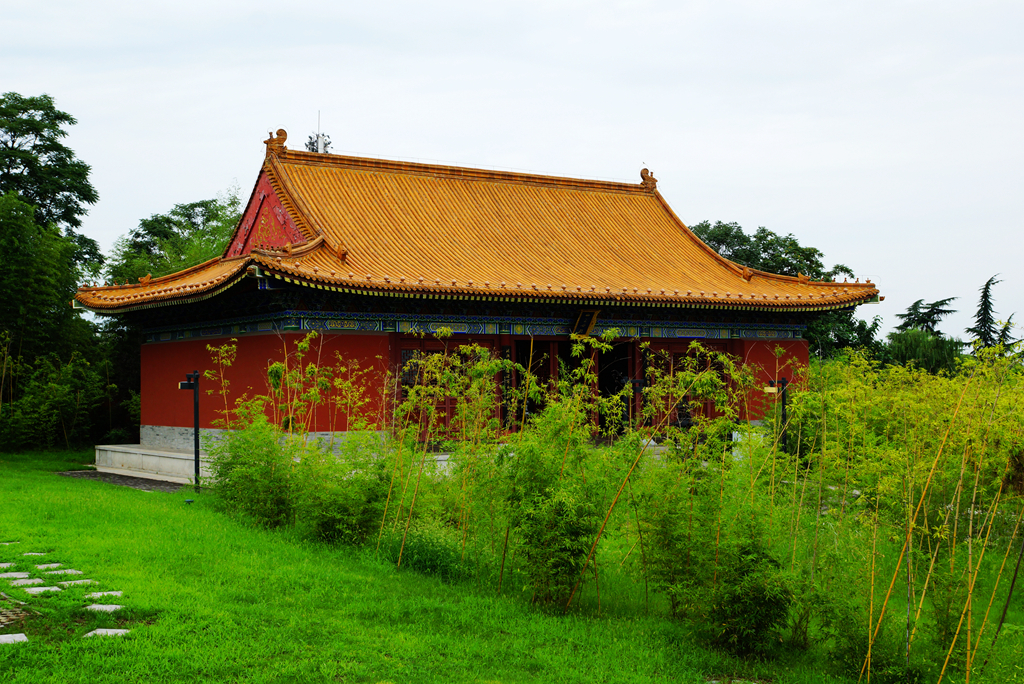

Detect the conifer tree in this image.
[966,275,1001,348]
[894,297,958,336]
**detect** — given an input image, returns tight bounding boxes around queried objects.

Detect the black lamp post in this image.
[178,370,200,490]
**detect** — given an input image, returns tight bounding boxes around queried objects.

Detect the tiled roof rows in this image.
[75,133,879,313]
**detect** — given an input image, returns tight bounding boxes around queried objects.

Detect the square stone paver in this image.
[24,586,61,595]
[84,629,129,638]
[58,579,94,587]
[10,579,44,587]
[35,564,61,570]
[0,563,13,569]
[85,604,122,613]
[85,591,121,599]
[0,542,19,546]
[22,552,45,556]
[0,573,29,579]
[0,633,28,643]
[45,569,82,575]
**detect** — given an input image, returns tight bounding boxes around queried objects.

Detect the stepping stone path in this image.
[86,604,123,613]
[0,542,131,643]
[84,629,129,638]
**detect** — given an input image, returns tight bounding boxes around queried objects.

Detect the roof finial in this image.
[264,129,288,156]
[640,168,658,191]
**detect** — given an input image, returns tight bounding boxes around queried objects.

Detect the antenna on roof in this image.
[306,111,332,154]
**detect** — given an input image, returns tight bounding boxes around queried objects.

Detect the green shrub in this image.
[707,528,792,657]
[206,401,302,528]
[294,432,390,544]
[378,520,469,583]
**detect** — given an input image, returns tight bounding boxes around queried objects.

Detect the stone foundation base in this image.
[97,426,387,483]
[95,444,211,485]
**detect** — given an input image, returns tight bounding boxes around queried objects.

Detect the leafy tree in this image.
[804,312,882,359]
[691,221,854,281]
[895,297,958,336]
[0,192,94,366]
[690,221,873,357]
[0,92,101,268]
[885,328,963,375]
[106,190,241,284]
[885,298,966,373]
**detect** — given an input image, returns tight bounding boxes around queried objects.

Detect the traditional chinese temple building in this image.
[75,129,880,481]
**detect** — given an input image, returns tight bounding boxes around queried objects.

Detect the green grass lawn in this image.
[0,450,855,683]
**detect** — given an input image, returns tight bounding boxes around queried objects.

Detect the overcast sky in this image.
[6,1,1022,338]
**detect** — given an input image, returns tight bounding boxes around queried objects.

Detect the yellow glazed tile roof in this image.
[75,130,880,313]
[75,257,250,312]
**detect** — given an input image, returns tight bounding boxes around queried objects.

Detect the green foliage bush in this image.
[377,521,470,583]
[0,352,104,449]
[707,529,793,656]
[206,402,302,528]
[293,432,391,544]
[197,333,1024,684]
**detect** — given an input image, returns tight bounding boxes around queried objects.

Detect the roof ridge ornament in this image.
[640,168,657,191]
[264,129,288,156]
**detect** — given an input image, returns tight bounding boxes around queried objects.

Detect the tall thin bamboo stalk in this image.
[975,462,1024,669]
[713,440,727,588]
[563,370,705,611]
[864,496,880,684]
[858,371,976,682]
[981,522,1024,671]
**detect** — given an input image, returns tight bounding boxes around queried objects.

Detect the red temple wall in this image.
[141,333,391,431]
[734,339,809,421]
[141,332,808,431]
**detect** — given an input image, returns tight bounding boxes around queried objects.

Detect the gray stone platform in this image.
[95,444,211,484]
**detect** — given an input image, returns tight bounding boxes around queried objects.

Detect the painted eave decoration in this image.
[74,129,881,314]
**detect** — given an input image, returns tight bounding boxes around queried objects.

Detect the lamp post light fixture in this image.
[178,370,200,490]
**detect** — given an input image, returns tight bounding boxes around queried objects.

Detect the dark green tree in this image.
[895,297,958,336]
[0,192,94,363]
[885,298,965,373]
[106,191,240,284]
[0,92,101,268]
[690,221,874,357]
[886,329,963,375]
[691,221,854,281]
[998,316,1016,347]
[965,275,1002,349]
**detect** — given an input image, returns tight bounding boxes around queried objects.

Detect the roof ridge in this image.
[274,147,654,196]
